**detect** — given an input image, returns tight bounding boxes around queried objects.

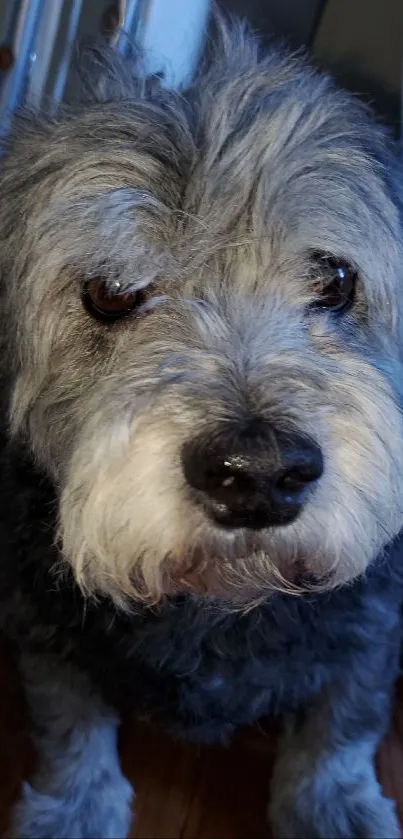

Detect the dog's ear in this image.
[71,38,163,105]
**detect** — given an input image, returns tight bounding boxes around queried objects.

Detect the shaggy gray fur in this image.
[0,16,403,839]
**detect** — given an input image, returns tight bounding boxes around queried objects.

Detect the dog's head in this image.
[1,23,403,608]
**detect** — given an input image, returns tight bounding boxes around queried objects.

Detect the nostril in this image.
[276,454,323,496]
[202,464,235,493]
[276,471,308,494]
[277,469,315,492]
[205,468,244,506]
[220,474,236,488]
[182,445,235,495]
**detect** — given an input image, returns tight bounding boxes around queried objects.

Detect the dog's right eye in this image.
[83,279,148,323]
[310,253,357,313]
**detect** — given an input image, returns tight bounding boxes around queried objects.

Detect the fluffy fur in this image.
[0,18,403,839]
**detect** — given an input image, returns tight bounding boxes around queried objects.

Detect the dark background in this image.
[219,0,402,132]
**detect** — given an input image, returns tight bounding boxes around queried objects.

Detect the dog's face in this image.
[2,27,403,608]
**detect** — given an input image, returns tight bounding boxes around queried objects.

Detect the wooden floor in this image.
[0,641,403,838]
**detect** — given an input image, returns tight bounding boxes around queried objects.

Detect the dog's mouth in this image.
[159,546,312,601]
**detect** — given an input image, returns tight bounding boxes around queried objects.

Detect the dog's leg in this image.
[7,652,133,839]
[269,682,400,839]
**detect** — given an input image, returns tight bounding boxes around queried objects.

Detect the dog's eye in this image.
[83,279,147,322]
[310,254,357,313]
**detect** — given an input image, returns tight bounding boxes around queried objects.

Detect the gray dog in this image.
[0,17,403,839]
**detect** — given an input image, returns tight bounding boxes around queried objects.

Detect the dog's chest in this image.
[74,591,372,741]
[4,556,402,744]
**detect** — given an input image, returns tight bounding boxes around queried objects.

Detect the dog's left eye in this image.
[310,254,357,313]
[83,279,147,322]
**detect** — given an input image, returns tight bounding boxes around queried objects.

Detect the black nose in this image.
[181,422,323,530]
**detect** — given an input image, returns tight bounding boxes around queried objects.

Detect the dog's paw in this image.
[7,776,133,839]
[268,778,400,839]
